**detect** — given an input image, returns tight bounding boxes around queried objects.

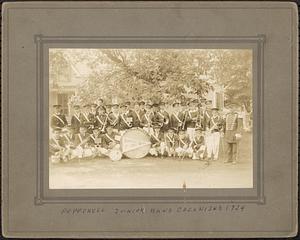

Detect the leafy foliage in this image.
[50,49,252,111]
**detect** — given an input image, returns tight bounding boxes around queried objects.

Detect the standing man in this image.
[50,104,68,129]
[223,103,242,164]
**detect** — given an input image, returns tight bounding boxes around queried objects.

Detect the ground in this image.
[49,132,253,189]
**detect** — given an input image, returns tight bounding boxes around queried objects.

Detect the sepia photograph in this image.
[49,48,253,189]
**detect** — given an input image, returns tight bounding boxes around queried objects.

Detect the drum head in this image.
[120,128,151,159]
[109,149,122,162]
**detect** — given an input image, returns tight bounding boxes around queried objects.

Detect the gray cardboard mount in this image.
[1,1,298,238]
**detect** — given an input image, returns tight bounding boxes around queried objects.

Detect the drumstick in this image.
[122,142,152,153]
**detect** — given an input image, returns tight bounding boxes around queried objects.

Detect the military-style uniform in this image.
[95,113,108,132]
[224,110,242,163]
[149,129,165,156]
[157,110,170,131]
[185,109,200,142]
[74,132,91,148]
[191,134,206,159]
[80,112,91,130]
[175,133,193,157]
[170,111,184,132]
[71,113,82,133]
[119,112,133,132]
[51,113,68,129]
[140,111,154,134]
[128,109,141,128]
[89,131,106,157]
[164,131,178,157]
[89,132,103,147]
[108,112,120,131]
[102,131,120,149]
[49,132,69,163]
[203,109,213,131]
[73,131,93,158]
[206,112,224,160]
[151,111,164,128]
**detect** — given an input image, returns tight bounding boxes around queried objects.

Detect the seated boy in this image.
[49,127,69,163]
[89,126,107,158]
[164,128,178,157]
[149,124,165,157]
[73,125,93,159]
[191,129,206,160]
[175,129,193,158]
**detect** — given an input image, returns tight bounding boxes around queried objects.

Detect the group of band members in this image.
[50,98,243,165]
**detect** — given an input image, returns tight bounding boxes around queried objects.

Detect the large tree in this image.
[50,49,252,110]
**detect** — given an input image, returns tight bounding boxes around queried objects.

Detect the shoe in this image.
[232,161,237,165]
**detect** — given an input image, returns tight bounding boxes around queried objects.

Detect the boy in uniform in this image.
[164,128,178,157]
[140,101,154,135]
[185,99,200,142]
[102,125,121,151]
[170,102,184,132]
[50,104,68,129]
[80,104,92,132]
[139,101,146,118]
[49,127,69,163]
[149,124,165,157]
[70,105,82,134]
[128,101,142,128]
[158,102,170,132]
[73,125,92,159]
[87,103,98,132]
[175,129,193,158]
[119,103,133,135]
[151,103,164,128]
[89,126,106,158]
[191,129,206,160]
[108,104,120,132]
[95,105,108,133]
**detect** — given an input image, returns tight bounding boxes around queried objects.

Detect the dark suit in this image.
[224,112,242,162]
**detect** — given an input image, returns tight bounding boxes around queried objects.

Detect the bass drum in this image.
[120,128,151,159]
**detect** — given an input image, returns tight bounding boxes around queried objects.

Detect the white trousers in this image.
[186,127,196,142]
[206,132,220,159]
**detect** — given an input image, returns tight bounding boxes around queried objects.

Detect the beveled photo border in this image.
[34,35,265,205]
